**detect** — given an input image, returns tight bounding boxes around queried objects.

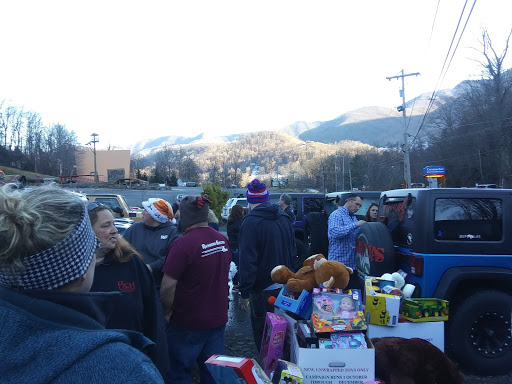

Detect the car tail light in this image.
[409,255,424,276]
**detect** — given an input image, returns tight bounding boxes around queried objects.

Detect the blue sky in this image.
[0,0,511,148]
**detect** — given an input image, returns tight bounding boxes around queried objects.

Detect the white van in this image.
[221,197,247,221]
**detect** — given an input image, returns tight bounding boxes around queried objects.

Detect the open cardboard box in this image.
[282,313,375,384]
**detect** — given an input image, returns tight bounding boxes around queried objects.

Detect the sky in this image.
[1,0,511,149]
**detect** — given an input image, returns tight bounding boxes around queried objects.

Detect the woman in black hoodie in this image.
[88,203,170,379]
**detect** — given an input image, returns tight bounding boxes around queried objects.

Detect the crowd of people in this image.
[0,179,374,383]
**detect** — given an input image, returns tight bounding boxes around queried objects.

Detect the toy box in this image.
[367,321,445,351]
[260,312,288,376]
[282,312,375,384]
[331,332,368,349]
[311,289,367,333]
[205,355,271,384]
[401,298,449,322]
[364,277,401,326]
[274,286,312,320]
[271,360,304,383]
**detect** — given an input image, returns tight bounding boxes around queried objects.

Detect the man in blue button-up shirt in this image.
[328,193,366,289]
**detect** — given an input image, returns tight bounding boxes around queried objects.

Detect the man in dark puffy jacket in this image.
[238,179,296,351]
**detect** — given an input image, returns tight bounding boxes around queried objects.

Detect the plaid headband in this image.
[0,205,99,290]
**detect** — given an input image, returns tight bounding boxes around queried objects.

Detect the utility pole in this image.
[342,155,345,191]
[386,69,419,188]
[334,154,338,191]
[90,133,99,188]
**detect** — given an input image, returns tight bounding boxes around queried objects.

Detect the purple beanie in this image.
[246,179,269,204]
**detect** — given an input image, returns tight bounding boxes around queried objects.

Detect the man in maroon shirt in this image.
[161,195,231,384]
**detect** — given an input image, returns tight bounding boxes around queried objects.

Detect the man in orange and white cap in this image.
[123,198,179,290]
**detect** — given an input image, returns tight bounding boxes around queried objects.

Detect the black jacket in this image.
[227,217,243,249]
[238,202,296,299]
[90,252,169,377]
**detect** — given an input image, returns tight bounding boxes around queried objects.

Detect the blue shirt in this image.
[327,206,360,269]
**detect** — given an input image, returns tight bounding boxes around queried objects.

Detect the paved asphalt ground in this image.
[74,188,511,383]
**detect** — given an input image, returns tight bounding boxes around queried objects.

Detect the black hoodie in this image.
[238,202,296,299]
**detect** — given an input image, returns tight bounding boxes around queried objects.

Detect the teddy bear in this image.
[271,254,352,292]
[271,254,319,292]
[313,255,353,290]
[372,336,465,384]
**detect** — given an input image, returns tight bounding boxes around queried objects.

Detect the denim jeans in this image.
[166,323,226,384]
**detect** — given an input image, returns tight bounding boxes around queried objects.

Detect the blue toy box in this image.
[273,286,312,320]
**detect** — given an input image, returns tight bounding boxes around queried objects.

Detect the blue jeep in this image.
[356,187,512,375]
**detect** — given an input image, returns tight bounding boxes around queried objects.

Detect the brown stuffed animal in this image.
[372,337,465,384]
[271,254,324,292]
[271,254,352,292]
[313,256,352,290]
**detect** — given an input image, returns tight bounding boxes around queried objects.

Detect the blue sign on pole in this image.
[423,165,446,176]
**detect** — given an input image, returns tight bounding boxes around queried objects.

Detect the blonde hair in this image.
[0,184,83,273]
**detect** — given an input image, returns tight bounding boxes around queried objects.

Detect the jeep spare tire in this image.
[355,222,396,286]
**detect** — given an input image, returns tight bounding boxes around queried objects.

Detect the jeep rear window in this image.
[382,195,416,247]
[95,198,122,210]
[434,198,503,241]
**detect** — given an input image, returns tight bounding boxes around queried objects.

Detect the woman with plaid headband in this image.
[0,184,163,383]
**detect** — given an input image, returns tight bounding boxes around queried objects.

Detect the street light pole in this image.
[91,133,99,188]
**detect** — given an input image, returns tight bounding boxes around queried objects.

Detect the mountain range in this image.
[128,89,455,157]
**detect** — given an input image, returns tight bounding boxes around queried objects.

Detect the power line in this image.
[410,0,478,146]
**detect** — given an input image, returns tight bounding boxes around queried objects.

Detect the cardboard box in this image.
[367,321,445,351]
[364,277,401,326]
[260,312,288,376]
[401,298,449,322]
[282,313,375,384]
[311,289,367,333]
[274,286,312,320]
[205,355,271,384]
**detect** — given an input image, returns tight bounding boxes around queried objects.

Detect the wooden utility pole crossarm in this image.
[386,69,420,188]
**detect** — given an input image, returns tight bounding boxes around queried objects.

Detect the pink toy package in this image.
[259,312,288,376]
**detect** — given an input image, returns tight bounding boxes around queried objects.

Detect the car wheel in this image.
[355,222,396,287]
[447,290,512,375]
[306,212,328,256]
[293,239,309,272]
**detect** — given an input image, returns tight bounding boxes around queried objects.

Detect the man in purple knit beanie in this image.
[238,178,296,352]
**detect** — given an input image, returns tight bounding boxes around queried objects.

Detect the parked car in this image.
[86,193,143,222]
[355,187,512,375]
[221,197,248,221]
